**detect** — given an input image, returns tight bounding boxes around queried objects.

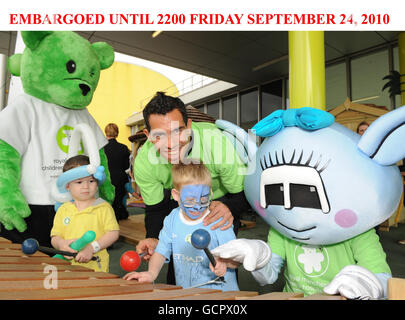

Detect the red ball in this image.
[120,250,141,272]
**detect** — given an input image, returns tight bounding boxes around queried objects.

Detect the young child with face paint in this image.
[124,162,239,291]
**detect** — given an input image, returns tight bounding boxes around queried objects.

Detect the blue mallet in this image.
[191,229,225,282]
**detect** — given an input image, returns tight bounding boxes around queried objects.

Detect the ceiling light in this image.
[252,55,288,72]
[152,31,163,38]
[352,95,380,103]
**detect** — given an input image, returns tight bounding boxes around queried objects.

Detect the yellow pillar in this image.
[399,32,405,105]
[288,31,325,110]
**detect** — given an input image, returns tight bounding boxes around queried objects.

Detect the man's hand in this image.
[203,201,233,231]
[136,238,158,261]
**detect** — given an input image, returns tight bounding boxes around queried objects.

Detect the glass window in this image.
[325,62,347,111]
[393,46,404,108]
[207,100,219,119]
[222,95,237,124]
[351,50,391,109]
[261,80,283,119]
[240,88,258,131]
[195,104,204,110]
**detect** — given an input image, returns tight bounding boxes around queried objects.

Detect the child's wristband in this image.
[91,241,101,253]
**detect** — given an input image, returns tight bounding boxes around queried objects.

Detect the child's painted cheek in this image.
[334,209,358,228]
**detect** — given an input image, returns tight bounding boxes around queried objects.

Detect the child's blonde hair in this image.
[172,161,212,191]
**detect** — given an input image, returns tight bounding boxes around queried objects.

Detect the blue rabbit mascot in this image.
[0,31,115,247]
[212,106,405,300]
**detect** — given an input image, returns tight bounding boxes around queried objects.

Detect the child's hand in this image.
[59,239,77,260]
[136,238,158,261]
[123,271,155,283]
[220,258,241,269]
[74,244,94,263]
[209,258,227,277]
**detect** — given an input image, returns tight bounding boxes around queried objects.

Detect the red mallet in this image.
[120,250,142,272]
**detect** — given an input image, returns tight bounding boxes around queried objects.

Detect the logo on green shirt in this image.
[56,125,84,154]
[294,244,330,277]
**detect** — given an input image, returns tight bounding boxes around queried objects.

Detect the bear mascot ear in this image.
[7,53,22,76]
[21,31,53,50]
[8,31,54,77]
[91,42,114,70]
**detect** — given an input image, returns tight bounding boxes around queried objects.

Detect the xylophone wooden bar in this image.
[0,263,91,272]
[171,290,259,300]
[243,292,304,300]
[388,278,405,300]
[0,279,177,292]
[74,288,223,300]
[242,292,346,300]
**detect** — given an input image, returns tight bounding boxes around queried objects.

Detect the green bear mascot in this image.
[0,31,115,247]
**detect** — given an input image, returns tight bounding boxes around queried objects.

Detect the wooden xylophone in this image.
[3,236,403,300]
[0,237,258,300]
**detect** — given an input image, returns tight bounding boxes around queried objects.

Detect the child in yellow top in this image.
[51,155,119,272]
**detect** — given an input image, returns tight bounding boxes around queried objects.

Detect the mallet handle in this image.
[38,246,98,261]
[203,248,225,282]
[204,248,216,267]
[53,230,96,260]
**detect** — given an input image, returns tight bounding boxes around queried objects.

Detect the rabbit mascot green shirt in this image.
[0,31,115,247]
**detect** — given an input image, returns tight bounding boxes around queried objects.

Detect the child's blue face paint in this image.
[180,184,211,220]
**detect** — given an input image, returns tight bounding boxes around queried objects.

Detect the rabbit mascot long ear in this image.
[51,123,107,211]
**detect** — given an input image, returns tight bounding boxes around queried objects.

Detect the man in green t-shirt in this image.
[134,92,250,284]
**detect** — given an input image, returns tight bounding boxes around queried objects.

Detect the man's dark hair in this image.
[143,92,188,131]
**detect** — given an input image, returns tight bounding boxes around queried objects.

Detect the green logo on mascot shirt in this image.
[56,125,84,154]
[294,244,329,277]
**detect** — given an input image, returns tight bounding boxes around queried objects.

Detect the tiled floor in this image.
[108,208,405,294]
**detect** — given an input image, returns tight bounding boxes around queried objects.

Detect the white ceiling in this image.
[0,31,401,87]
